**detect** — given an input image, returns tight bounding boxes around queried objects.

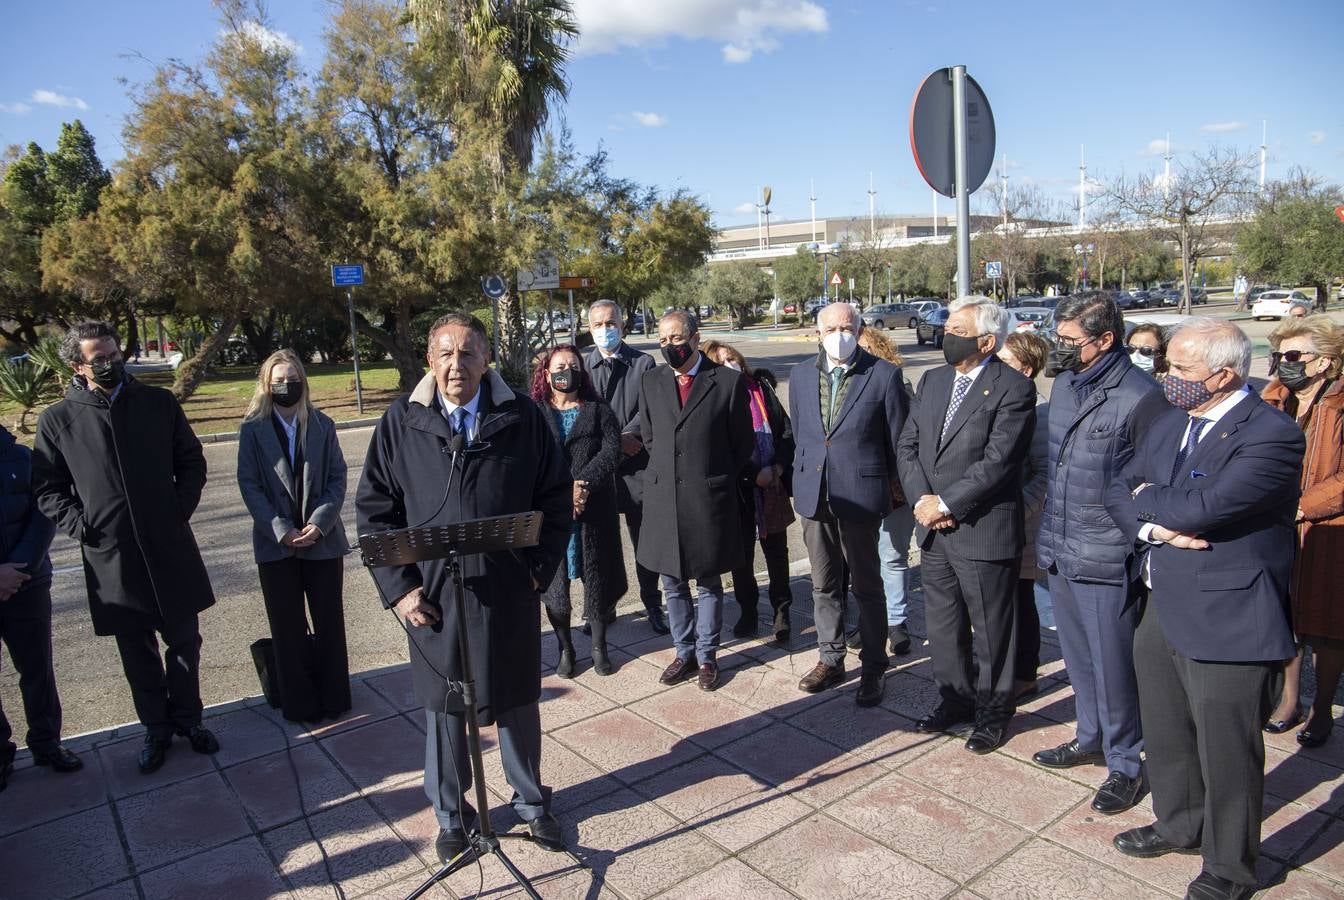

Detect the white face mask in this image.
[723,360,742,371]
[1129,350,1155,372]
[822,330,857,363]
[591,324,621,352]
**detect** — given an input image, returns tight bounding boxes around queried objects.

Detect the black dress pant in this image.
[920,534,1018,725]
[731,531,792,621]
[623,504,663,612]
[0,584,62,757]
[114,611,205,740]
[1015,578,1041,682]
[257,556,351,722]
[1135,593,1277,887]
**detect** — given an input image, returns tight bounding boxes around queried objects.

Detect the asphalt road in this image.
[1,309,1322,740]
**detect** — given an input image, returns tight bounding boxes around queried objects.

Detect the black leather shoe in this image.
[528,813,564,851]
[1297,714,1334,748]
[646,608,670,636]
[659,656,697,685]
[844,629,862,649]
[965,723,1005,754]
[556,649,576,679]
[855,673,885,708]
[1033,739,1105,769]
[772,610,790,643]
[1263,708,1302,734]
[888,623,911,656]
[179,726,220,755]
[139,734,171,774]
[798,662,845,693]
[435,828,468,864]
[1185,869,1257,900]
[915,703,975,734]
[732,614,759,638]
[32,745,83,773]
[592,647,614,677]
[697,662,720,692]
[1092,771,1143,814]
[1113,825,1199,858]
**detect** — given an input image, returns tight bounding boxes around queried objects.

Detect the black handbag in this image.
[250,633,321,709]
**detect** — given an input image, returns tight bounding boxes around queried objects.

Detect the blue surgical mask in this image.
[591,325,621,352]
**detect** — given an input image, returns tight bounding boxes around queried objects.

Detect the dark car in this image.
[1007,294,1042,308]
[914,307,952,347]
[1127,289,1152,309]
[1159,287,1208,307]
[861,302,916,329]
[628,312,646,334]
[1017,296,1061,310]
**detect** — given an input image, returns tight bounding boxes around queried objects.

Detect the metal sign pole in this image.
[346,287,365,415]
[568,288,577,345]
[952,65,972,299]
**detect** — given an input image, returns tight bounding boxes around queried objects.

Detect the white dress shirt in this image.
[935,357,992,515]
[273,409,299,467]
[439,385,483,441]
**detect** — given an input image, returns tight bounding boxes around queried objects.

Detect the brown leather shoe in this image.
[659,656,697,685]
[798,662,844,694]
[698,662,720,691]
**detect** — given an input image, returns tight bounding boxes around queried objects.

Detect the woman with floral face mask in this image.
[530,345,626,678]
[1260,316,1344,747]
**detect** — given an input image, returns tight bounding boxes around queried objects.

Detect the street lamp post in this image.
[1073,242,1095,291]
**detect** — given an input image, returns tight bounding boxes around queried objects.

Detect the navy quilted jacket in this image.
[0,425,56,593]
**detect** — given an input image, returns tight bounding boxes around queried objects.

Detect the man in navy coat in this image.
[790,302,909,708]
[1104,318,1302,900]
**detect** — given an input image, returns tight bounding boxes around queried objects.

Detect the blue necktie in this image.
[450,407,468,440]
[1170,417,1208,483]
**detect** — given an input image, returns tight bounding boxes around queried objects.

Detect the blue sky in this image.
[3,0,1341,228]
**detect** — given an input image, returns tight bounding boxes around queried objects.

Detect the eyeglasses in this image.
[1127,345,1159,358]
[1270,350,1318,364]
[1054,334,1096,350]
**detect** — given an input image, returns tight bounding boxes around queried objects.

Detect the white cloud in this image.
[1140,137,1173,157]
[572,0,827,63]
[225,21,303,55]
[1308,130,1326,145]
[1200,121,1247,133]
[0,102,32,114]
[632,111,668,127]
[732,201,757,214]
[31,90,88,110]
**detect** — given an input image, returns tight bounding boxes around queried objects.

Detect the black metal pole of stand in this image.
[404,550,542,900]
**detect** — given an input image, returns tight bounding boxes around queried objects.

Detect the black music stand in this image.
[359,511,552,900]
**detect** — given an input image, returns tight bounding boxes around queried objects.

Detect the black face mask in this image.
[270,381,303,408]
[88,359,124,390]
[1276,362,1316,392]
[549,369,581,394]
[662,342,695,369]
[942,333,984,367]
[1050,343,1086,375]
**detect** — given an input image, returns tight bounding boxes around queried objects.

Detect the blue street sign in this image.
[481,274,507,299]
[985,261,1002,279]
[332,264,365,287]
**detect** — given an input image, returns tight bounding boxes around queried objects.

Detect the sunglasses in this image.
[1126,345,1159,358]
[1270,350,1318,364]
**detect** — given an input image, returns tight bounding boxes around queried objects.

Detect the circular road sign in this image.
[481,274,507,299]
[909,68,996,199]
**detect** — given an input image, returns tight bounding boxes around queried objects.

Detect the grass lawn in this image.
[1,360,415,442]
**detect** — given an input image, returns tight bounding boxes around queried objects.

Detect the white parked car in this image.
[1251,290,1312,320]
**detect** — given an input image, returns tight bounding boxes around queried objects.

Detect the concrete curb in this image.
[196,415,382,444]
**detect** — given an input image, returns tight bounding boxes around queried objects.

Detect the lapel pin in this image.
[1221,432,1228,438]
[983,389,990,395]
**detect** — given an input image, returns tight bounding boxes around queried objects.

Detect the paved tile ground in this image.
[3,576,1343,899]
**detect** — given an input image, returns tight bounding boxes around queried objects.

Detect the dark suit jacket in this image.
[897,356,1036,561]
[635,355,755,579]
[789,348,909,521]
[586,342,656,510]
[1103,391,1302,662]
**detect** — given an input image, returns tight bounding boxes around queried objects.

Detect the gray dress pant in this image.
[425,703,549,832]
[1135,595,1277,888]
[801,497,888,675]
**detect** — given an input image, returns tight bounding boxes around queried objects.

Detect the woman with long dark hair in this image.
[237,349,351,723]
[530,345,627,677]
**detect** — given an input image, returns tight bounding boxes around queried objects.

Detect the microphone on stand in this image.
[430,431,468,634]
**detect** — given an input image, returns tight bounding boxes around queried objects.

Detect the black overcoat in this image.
[636,355,756,579]
[31,376,214,635]
[585,343,656,511]
[540,400,628,620]
[355,371,571,722]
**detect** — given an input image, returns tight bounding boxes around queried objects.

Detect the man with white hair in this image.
[897,296,1036,753]
[1105,318,1302,900]
[789,302,909,707]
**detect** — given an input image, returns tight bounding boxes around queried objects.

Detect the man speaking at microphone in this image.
[356,313,572,862]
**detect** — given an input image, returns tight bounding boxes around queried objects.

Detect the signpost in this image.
[480,274,507,300]
[558,276,596,345]
[331,264,366,414]
[830,270,843,303]
[986,260,1002,300]
[910,66,997,298]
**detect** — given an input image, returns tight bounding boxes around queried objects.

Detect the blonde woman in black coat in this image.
[531,345,627,678]
[237,349,351,723]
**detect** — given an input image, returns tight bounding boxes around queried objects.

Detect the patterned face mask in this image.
[1162,371,1219,410]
